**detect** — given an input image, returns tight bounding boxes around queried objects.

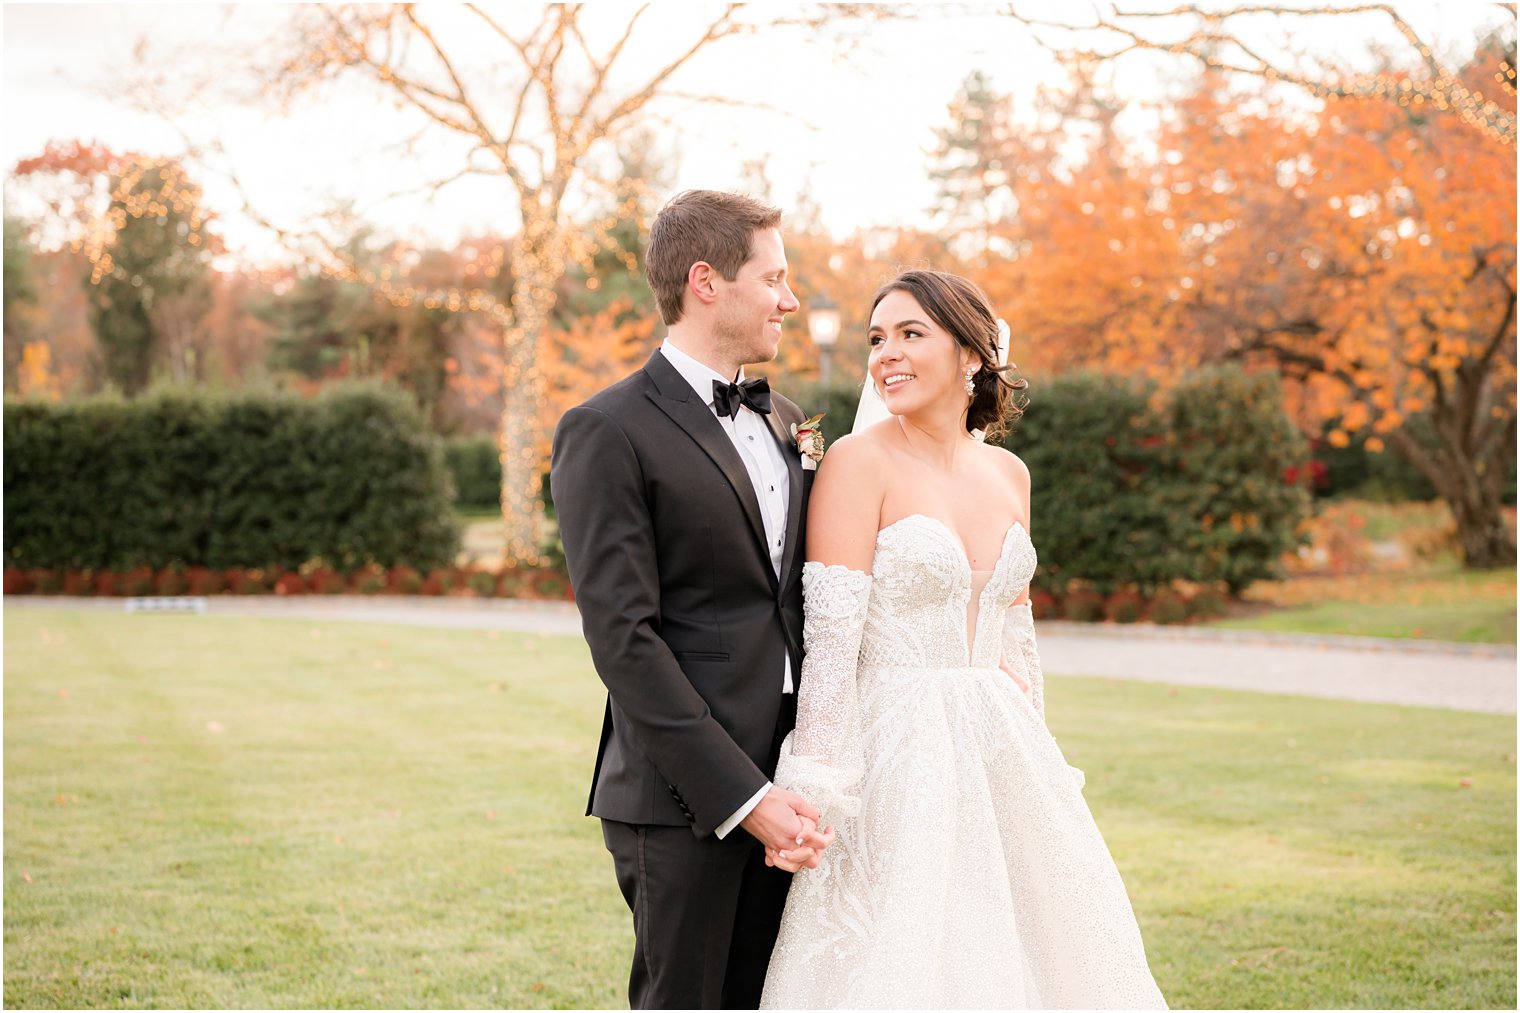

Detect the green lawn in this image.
[5,610,1514,1009]
[1211,598,1518,643]
[1225,567,1517,644]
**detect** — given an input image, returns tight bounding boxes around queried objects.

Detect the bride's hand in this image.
[999,655,1031,698]
[764,817,835,873]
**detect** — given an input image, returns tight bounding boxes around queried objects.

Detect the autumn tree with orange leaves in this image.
[936,23,1516,568]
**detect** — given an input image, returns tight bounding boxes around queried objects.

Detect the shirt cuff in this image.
[715,782,771,840]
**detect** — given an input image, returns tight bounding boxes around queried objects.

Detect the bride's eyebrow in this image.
[866,319,930,334]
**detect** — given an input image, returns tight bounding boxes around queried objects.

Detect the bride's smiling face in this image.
[867,290,976,417]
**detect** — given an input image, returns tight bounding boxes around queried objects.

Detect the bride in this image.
[760,271,1167,1009]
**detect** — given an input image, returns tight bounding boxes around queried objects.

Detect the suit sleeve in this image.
[551,404,769,836]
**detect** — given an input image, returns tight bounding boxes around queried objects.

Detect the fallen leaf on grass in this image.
[372,659,394,671]
[530,983,545,993]
[1459,777,1473,788]
[333,835,344,844]
[485,809,496,820]
[206,721,224,733]
[57,688,69,699]
[22,872,32,883]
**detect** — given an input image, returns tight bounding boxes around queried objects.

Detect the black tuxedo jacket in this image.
[550,350,811,838]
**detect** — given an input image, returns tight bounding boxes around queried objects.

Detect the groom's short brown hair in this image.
[646,190,782,325]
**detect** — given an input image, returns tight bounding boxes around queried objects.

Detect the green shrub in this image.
[1155,367,1313,594]
[4,384,460,572]
[444,435,501,510]
[1004,367,1311,596]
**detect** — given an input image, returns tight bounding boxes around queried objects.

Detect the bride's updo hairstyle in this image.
[870,270,1028,443]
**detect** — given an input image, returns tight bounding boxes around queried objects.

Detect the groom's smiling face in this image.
[712,227,799,366]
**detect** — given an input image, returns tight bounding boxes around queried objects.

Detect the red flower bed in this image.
[4,567,31,594]
[4,562,578,603]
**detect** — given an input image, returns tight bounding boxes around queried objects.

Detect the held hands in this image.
[741,786,835,874]
[999,655,1032,698]
[765,815,836,873]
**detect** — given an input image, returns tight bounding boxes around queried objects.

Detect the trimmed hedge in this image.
[1004,366,1311,595]
[4,384,460,571]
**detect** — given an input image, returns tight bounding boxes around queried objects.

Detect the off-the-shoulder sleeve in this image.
[1003,602,1085,789]
[1002,603,1045,720]
[773,562,872,824]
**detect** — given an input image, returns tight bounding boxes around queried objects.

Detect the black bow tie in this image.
[712,377,772,418]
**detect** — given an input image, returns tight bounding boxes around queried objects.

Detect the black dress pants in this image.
[601,698,797,1009]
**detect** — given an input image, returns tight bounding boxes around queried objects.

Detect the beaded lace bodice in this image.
[787,514,1041,809]
[859,514,1035,671]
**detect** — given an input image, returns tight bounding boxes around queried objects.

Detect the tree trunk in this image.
[497,211,564,568]
[1387,421,1516,570]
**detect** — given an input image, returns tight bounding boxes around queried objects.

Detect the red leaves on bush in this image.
[1062,588,1105,622]
[154,570,189,595]
[1028,587,1058,620]
[387,566,423,594]
[4,562,579,602]
[273,572,306,595]
[60,571,93,596]
[123,567,156,596]
[184,567,224,595]
[1104,590,1145,624]
[306,568,345,595]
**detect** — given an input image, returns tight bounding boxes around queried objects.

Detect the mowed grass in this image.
[1224,567,1517,644]
[5,610,1514,1009]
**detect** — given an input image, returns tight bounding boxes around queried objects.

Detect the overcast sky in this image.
[2,2,1511,263]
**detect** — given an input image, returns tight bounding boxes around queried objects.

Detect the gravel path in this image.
[8,595,1514,715]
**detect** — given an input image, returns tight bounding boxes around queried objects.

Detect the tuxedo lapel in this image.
[642,352,771,564]
[764,407,807,586]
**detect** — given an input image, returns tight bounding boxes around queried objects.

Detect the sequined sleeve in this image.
[1002,603,1045,720]
[773,562,872,824]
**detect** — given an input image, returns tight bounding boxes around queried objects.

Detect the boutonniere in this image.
[790,413,826,469]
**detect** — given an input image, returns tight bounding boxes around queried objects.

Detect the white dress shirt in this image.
[659,339,792,838]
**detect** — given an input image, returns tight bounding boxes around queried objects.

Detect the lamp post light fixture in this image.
[807,294,841,389]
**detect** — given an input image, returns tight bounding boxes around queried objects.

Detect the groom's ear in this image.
[687,261,719,308]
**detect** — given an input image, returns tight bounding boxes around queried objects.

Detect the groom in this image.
[550,190,830,1009]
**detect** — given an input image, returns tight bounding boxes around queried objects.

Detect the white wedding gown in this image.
[761,515,1167,1009]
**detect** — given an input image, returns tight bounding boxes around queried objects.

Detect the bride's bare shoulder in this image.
[817,429,892,482]
[976,440,1031,486]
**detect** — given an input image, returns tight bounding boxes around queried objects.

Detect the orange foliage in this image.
[15,342,61,402]
[942,47,1514,562]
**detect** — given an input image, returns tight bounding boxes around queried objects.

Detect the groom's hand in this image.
[741,786,828,857]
